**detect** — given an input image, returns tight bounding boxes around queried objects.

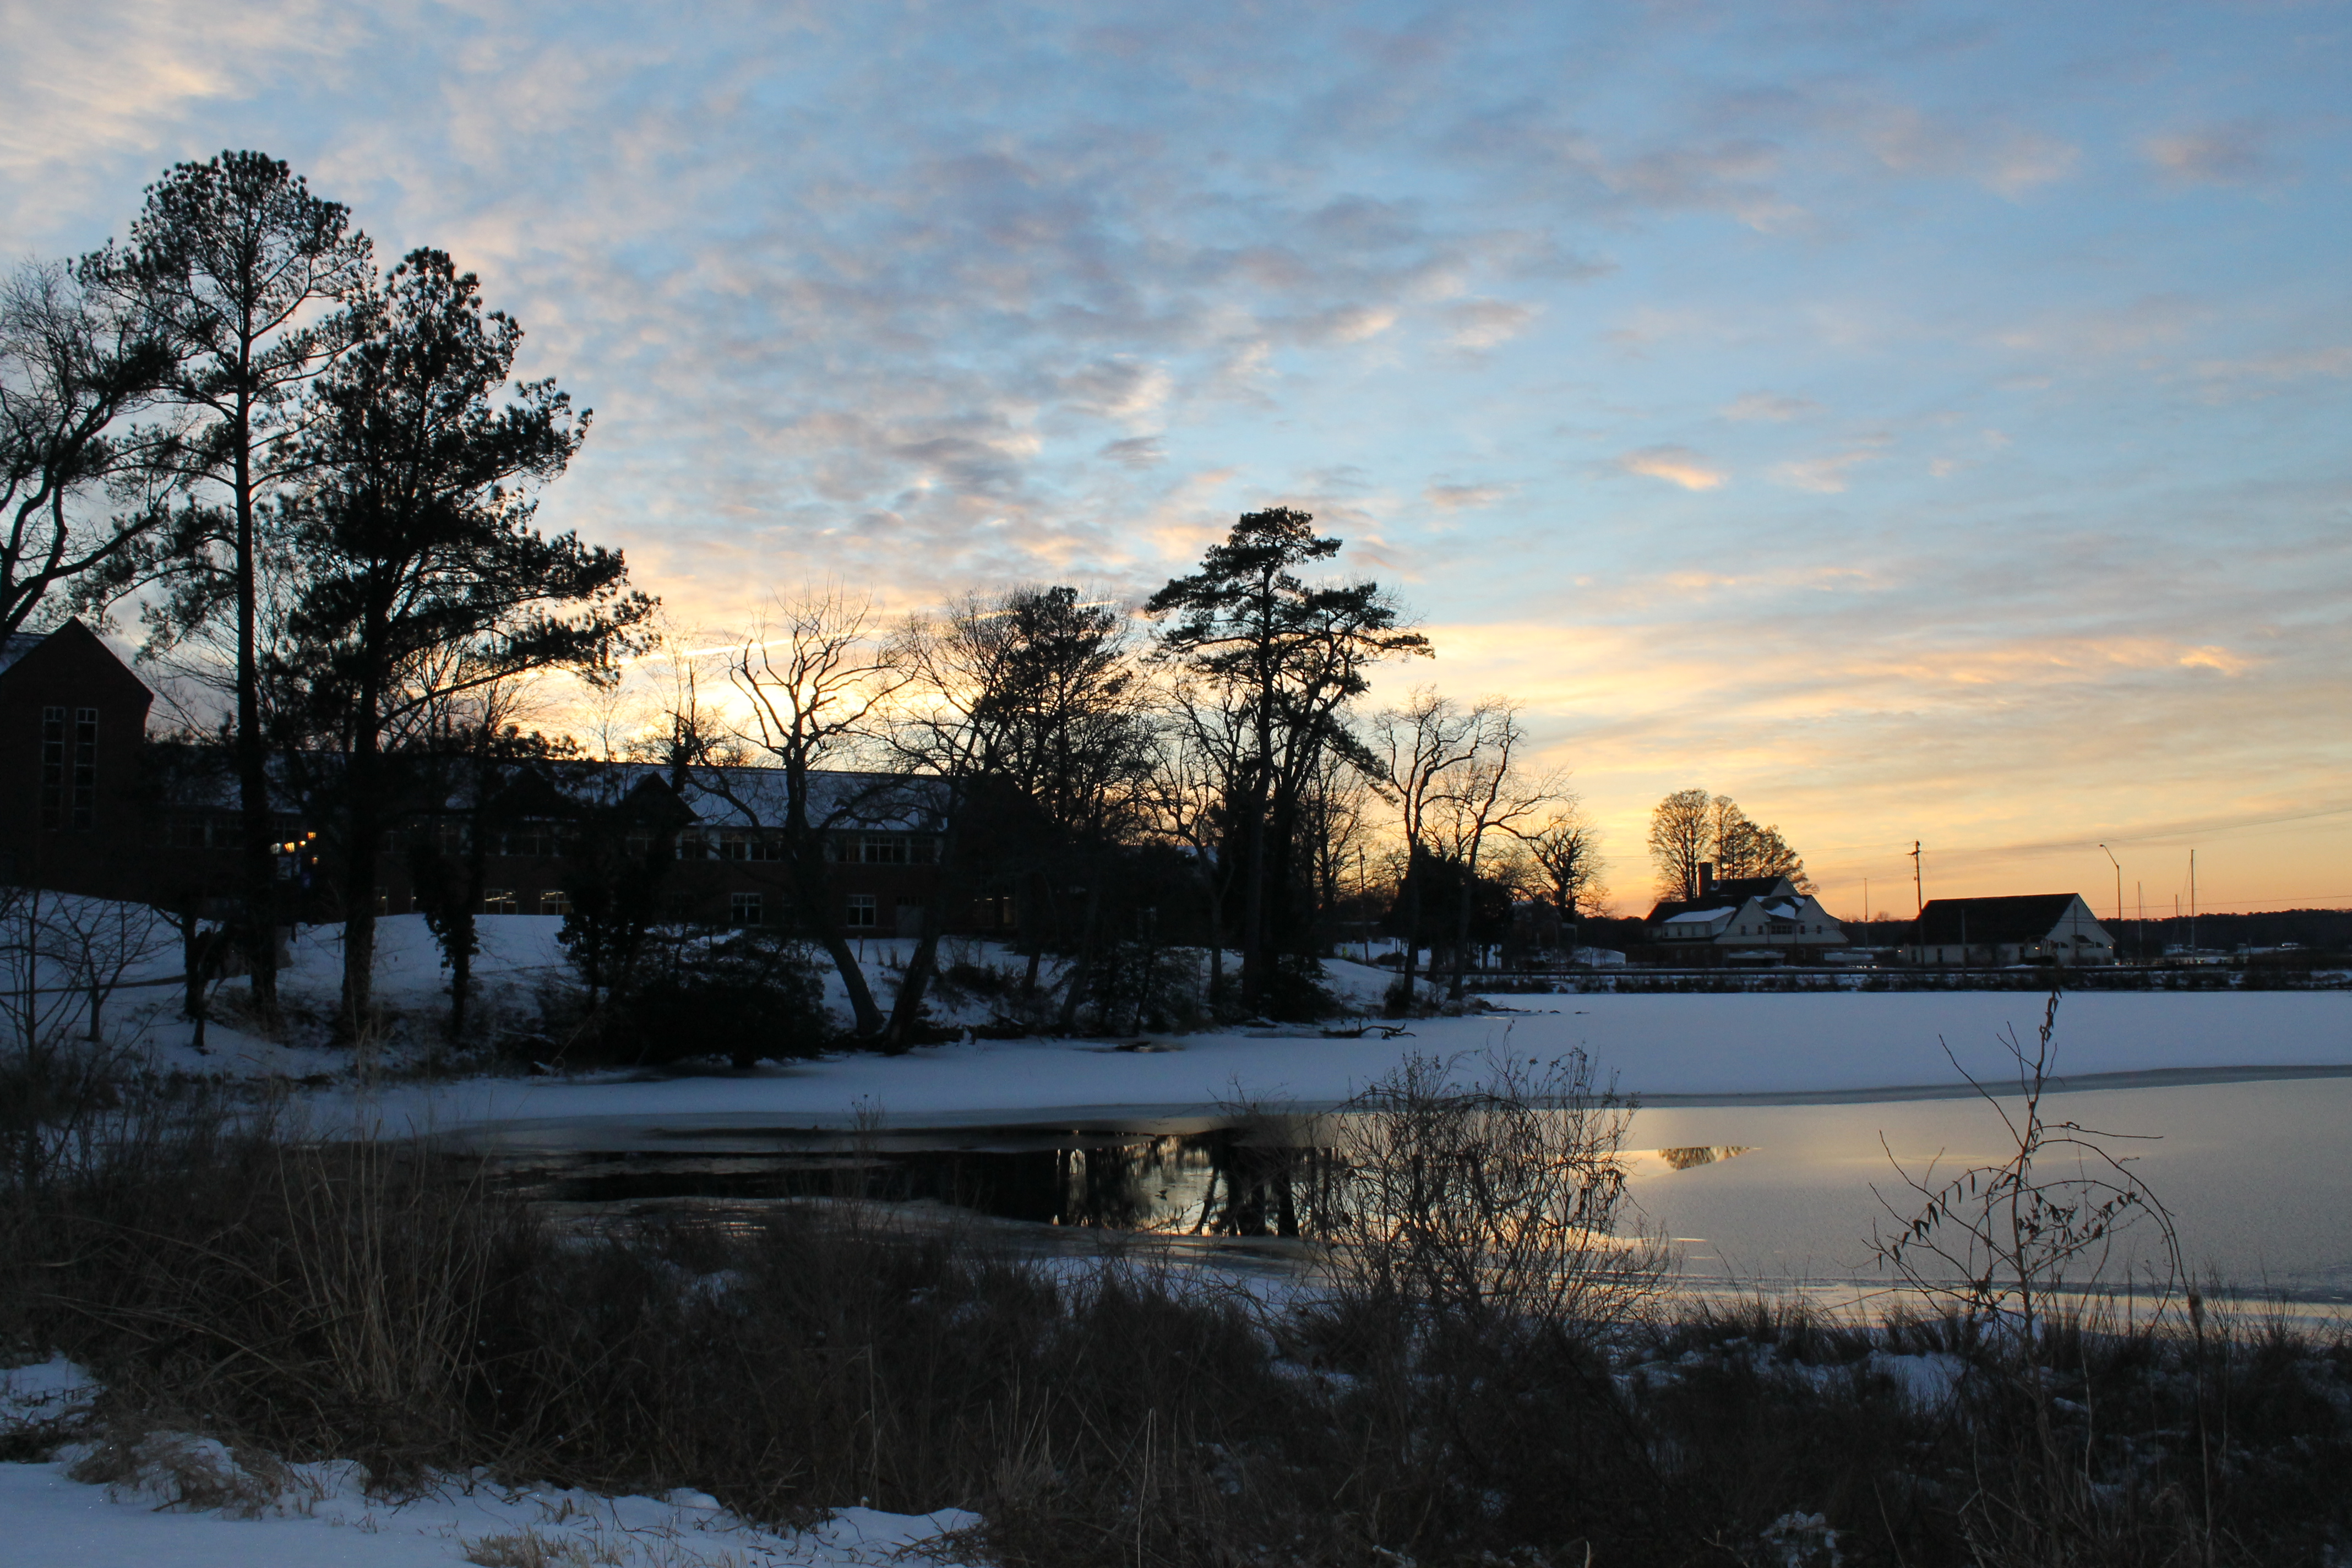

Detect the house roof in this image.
[1914,895,2098,945]
[1645,875,1798,925]
[0,633,43,676]
[151,748,951,831]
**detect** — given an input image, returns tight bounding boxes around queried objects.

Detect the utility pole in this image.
[2173,851,2192,950]
[2099,844,2122,962]
[1909,841,1923,921]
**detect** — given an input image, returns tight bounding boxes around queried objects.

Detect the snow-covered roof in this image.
[0,633,42,676]
[152,750,950,831]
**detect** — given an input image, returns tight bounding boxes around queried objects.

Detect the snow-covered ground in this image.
[17,907,2349,1125]
[1,1358,979,1568]
[363,987,2352,1139]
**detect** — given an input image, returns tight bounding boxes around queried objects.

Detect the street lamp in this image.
[2098,843,2123,962]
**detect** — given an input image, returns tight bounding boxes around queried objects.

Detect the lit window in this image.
[540,891,573,917]
[846,894,877,928]
[731,891,764,926]
[482,889,518,915]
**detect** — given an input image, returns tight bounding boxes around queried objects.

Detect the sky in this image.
[5,0,2349,918]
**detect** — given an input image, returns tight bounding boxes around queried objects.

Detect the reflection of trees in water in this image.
[1657,1145,1754,1172]
[1048,1133,1341,1238]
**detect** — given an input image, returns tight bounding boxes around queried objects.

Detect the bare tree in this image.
[1647,787,1713,901]
[1429,703,1558,1000]
[703,593,908,1039]
[1144,687,1247,1015]
[1708,794,1811,891]
[1653,790,1811,897]
[889,586,1155,1042]
[1368,688,1482,1005]
[1518,799,1606,933]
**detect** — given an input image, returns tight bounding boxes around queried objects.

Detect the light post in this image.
[2098,843,2123,963]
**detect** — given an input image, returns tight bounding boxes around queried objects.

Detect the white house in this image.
[1645,872,1849,957]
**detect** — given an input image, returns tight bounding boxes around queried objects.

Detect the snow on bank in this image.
[361,988,2352,1137]
[1,1358,979,1568]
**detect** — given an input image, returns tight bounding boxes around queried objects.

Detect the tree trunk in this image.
[1395,852,1423,1015]
[1450,843,1482,1002]
[1057,881,1103,1033]
[338,660,384,1041]
[231,412,279,1016]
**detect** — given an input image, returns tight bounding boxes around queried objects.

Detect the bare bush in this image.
[1319,1048,1669,1342]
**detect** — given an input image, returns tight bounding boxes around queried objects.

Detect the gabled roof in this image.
[1713,875,1795,903]
[1915,895,2098,945]
[1645,875,1799,925]
[0,619,153,699]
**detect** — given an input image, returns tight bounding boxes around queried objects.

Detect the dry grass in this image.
[4,1038,2350,1566]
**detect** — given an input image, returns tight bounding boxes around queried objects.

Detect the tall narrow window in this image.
[70,709,96,830]
[39,707,64,829]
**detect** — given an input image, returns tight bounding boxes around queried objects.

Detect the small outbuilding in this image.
[1905,894,2114,966]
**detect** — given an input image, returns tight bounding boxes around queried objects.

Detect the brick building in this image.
[1,622,973,934]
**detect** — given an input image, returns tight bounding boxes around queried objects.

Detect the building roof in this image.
[151,748,950,832]
[0,632,43,677]
[1914,894,2097,945]
[1645,874,1798,925]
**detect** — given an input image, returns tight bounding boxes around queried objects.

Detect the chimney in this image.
[1698,863,1714,897]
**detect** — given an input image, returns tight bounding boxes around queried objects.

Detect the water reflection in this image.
[488,1128,1351,1237]
[1655,1145,1756,1172]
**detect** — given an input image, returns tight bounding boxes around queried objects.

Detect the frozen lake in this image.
[1626,1074,2352,1302]
[461,1068,2352,1305]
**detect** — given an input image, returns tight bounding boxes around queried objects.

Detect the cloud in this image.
[1616,446,1725,491]
[1722,390,1817,422]
[1099,435,1166,469]
[1994,295,2205,360]
[1423,481,1513,511]
[1845,101,2079,197]
[1441,297,1537,348]
[2144,122,2273,187]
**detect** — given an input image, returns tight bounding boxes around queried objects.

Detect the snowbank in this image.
[2,1357,979,1568]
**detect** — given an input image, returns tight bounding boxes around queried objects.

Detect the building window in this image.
[908,835,939,866]
[70,707,96,830]
[718,830,750,862]
[39,707,63,829]
[503,824,562,858]
[540,891,573,917]
[846,894,877,928]
[482,889,518,915]
[731,891,764,926]
[862,834,907,865]
[676,830,711,861]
